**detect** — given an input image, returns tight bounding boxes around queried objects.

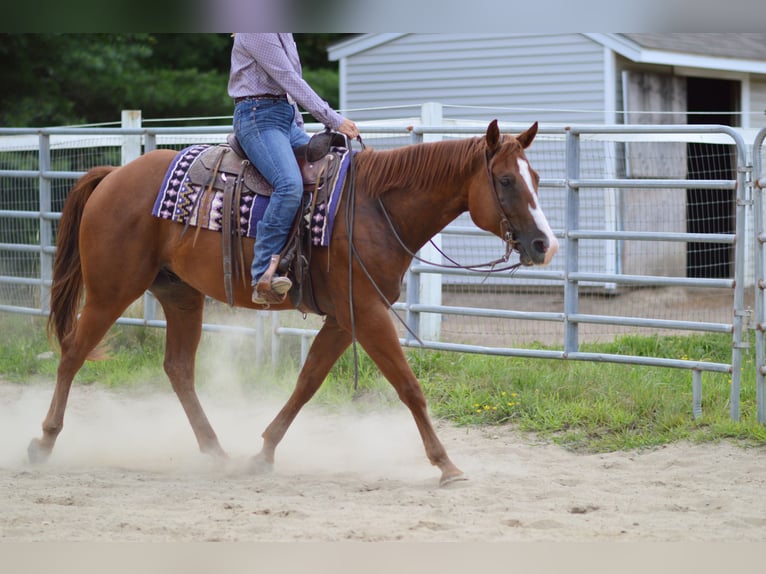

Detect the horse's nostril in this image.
[532,238,547,254]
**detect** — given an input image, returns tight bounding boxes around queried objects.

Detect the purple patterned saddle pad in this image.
[151,144,352,247]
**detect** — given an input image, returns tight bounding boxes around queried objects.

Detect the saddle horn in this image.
[306,129,351,163]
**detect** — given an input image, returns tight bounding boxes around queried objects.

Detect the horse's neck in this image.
[377,177,469,254]
[359,140,482,252]
[391,169,479,251]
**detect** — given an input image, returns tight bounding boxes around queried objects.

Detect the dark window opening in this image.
[686,77,739,279]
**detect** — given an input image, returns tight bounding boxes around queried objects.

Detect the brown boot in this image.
[252,276,292,305]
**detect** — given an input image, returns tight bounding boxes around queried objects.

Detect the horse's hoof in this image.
[27,438,51,465]
[247,454,274,475]
[439,473,469,488]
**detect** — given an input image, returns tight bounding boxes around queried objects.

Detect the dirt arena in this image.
[1,380,765,542]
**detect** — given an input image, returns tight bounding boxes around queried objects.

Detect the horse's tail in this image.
[47,166,115,346]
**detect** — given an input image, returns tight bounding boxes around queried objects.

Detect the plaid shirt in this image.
[228,33,344,130]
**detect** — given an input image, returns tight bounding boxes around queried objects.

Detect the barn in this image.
[328,33,766,129]
[328,33,766,283]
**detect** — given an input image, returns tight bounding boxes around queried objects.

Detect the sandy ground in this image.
[1,380,765,543]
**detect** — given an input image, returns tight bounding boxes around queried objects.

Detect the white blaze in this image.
[517,158,559,264]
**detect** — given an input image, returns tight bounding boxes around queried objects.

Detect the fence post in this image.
[564,128,580,355]
[692,370,703,419]
[38,132,53,314]
[121,110,142,165]
[255,311,266,365]
[753,127,766,424]
[271,312,281,366]
[122,110,158,325]
[416,102,444,341]
[728,131,750,422]
[405,266,420,344]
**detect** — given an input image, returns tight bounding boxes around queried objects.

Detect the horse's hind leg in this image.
[251,317,352,471]
[28,303,126,463]
[151,279,226,459]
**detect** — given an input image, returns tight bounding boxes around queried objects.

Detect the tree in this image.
[1,34,153,126]
[0,33,349,127]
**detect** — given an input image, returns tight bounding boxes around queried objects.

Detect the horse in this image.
[29,120,558,486]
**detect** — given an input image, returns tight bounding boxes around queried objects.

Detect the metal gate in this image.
[753,126,766,423]
[403,123,749,422]
[0,117,758,421]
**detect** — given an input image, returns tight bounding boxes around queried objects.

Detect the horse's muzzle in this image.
[518,234,559,266]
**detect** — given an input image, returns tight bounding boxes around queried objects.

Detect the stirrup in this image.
[252,275,292,305]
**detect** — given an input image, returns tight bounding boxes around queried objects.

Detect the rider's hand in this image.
[337,118,359,140]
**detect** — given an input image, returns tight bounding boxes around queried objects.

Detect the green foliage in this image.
[144,34,232,72]
[585,332,732,361]
[0,314,166,387]
[302,68,342,118]
[124,68,232,121]
[1,34,156,126]
[0,315,52,379]
[294,34,351,70]
[0,33,345,127]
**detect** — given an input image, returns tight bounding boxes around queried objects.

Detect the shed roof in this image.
[329,33,766,74]
[622,33,766,61]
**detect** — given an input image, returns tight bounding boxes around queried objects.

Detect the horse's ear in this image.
[517,121,538,149]
[486,119,500,152]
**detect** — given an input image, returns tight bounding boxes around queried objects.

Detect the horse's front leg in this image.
[250,317,352,472]
[152,282,227,459]
[355,308,465,486]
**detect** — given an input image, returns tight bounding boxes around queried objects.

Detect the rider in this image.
[228,33,359,304]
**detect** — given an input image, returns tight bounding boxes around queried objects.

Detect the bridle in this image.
[484,146,518,262]
[376,143,524,274]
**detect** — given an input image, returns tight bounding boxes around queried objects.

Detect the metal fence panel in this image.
[753,126,766,423]
[0,113,755,421]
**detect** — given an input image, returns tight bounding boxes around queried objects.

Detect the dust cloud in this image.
[0,329,429,480]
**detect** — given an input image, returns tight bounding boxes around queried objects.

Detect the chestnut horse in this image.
[29,120,557,485]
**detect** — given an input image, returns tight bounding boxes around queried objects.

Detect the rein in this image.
[377,198,521,274]
[376,148,523,275]
[344,135,430,391]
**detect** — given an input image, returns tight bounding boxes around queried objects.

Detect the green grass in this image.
[2,313,765,452]
[417,335,766,451]
[0,314,167,388]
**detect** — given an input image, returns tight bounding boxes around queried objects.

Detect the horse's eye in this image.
[499,177,512,188]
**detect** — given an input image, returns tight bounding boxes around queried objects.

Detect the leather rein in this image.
[376,148,523,275]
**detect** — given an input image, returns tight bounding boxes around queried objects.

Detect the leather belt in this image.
[234,94,288,104]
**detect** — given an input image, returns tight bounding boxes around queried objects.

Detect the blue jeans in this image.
[233,99,310,284]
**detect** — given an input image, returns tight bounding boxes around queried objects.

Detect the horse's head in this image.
[468,120,559,266]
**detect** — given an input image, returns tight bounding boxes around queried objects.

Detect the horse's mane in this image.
[353,136,488,198]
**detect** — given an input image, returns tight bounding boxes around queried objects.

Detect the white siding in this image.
[334,34,766,286]
[335,33,611,283]
[751,77,766,130]
[342,34,606,124]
